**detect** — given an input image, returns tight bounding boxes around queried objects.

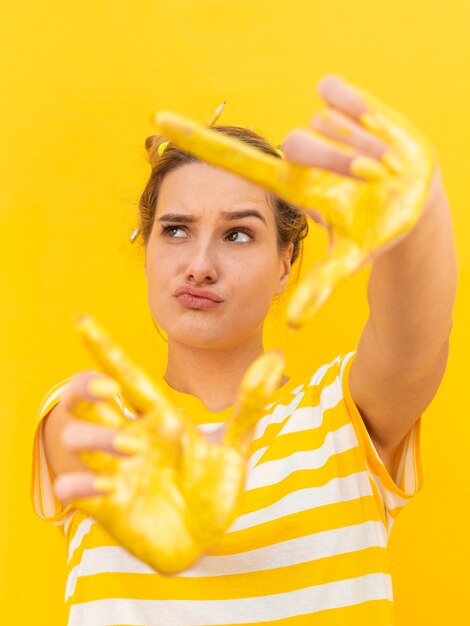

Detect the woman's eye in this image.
[161,225,187,238]
[226,229,253,243]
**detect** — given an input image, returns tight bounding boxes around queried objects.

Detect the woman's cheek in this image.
[241,267,277,319]
[145,271,170,328]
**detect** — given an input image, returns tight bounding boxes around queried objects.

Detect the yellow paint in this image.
[337,123,354,138]
[157,140,169,156]
[92,476,116,494]
[70,314,285,574]
[72,398,125,431]
[307,127,357,154]
[349,154,388,180]
[360,111,382,133]
[225,349,285,455]
[112,432,146,455]
[285,237,367,325]
[87,376,121,397]
[382,150,405,174]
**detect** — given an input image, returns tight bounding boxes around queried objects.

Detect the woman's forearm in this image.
[366,166,458,369]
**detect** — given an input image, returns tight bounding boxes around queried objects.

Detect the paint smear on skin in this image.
[307,129,356,155]
[336,124,353,138]
[316,109,354,139]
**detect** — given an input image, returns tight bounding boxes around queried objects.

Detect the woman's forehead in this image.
[156,161,274,219]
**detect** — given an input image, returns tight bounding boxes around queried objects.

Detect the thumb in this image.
[224,350,285,456]
[286,237,368,328]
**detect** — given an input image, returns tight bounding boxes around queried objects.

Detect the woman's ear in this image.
[276,243,294,294]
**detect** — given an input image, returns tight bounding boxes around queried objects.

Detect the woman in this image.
[32,75,457,625]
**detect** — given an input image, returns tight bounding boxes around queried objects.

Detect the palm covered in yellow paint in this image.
[67,314,285,574]
[153,76,436,327]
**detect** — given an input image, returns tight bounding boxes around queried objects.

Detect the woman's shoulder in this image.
[279,350,356,401]
[258,350,357,428]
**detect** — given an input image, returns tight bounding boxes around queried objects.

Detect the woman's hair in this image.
[138,126,309,281]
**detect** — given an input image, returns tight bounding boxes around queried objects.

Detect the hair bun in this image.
[145,134,168,165]
[145,135,158,151]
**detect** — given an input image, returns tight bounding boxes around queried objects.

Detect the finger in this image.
[74,315,196,452]
[60,371,127,428]
[155,109,289,193]
[53,471,112,505]
[281,128,389,182]
[285,237,369,328]
[62,419,145,472]
[318,74,370,120]
[224,350,286,455]
[310,108,390,161]
[73,397,130,429]
[353,83,432,162]
[61,419,131,472]
[281,128,354,175]
[79,449,122,474]
[62,419,121,454]
[317,75,400,148]
[318,75,429,163]
[73,314,168,415]
[154,109,348,213]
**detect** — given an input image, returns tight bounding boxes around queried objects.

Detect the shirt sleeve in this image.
[31,374,81,527]
[337,351,424,535]
[31,371,127,529]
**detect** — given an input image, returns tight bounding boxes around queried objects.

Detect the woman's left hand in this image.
[155,74,439,328]
[54,314,285,575]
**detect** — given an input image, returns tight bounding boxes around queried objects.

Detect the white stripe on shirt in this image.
[67,572,393,626]
[246,423,360,490]
[65,520,387,600]
[228,471,374,532]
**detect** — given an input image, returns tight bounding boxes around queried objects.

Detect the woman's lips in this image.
[175,293,222,309]
[174,285,224,309]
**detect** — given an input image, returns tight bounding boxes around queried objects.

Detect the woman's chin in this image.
[169,323,253,351]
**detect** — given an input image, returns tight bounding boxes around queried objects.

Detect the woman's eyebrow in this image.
[221,210,267,226]
[157,213,195,223]
[157,210,267,227]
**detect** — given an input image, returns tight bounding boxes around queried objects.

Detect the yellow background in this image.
[1,1,468,623]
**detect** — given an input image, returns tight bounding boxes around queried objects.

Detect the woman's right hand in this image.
[155,75,435,328]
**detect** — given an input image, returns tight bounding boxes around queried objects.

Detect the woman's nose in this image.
[185,240,218,284]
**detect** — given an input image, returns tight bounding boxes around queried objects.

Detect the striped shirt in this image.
[31,351,423,625]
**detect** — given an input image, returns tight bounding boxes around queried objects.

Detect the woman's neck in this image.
[164,335,267,412]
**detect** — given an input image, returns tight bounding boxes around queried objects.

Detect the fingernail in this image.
[113,432,144,455]
[359,112,381,133]
[92,476,116,493]
[88,376,121,398]
[350,155,388,181]
[382,151,404,174]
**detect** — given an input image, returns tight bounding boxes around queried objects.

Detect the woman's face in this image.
[145,161,293,350]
